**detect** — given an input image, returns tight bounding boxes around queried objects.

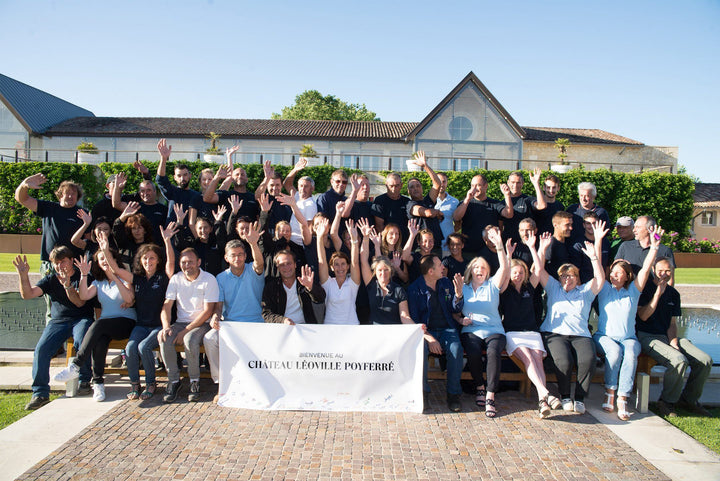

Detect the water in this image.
[678,307,720,364]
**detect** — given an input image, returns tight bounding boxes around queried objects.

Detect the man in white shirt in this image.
[158,248,219,403]
[282,158,318,245]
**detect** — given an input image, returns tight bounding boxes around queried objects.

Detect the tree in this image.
[271,90,380,121]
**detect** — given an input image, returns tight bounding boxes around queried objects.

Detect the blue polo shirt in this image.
[540,277,595,337]
[217,264,265,322]
[596,281,641,341]
[461,276,505,338]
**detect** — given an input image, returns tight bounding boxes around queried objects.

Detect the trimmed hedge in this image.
[0,162,694,237]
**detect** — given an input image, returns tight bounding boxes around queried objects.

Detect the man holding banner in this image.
[407,254,465,412]
[204,226,265,398]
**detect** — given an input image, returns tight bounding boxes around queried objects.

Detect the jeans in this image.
[461,332,506,393]
[543,333,596,402]
[424,327,464,395]
[593,334,640,397]
[160,323,210,383]
[73,317,135,384]
[40,261,54,324]
[125,325,161,385]
[637,332,713,404]
[33,318,93,398]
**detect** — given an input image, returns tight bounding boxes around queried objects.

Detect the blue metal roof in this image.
[0,73,94,134]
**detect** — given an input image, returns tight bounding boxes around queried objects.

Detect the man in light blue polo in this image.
[204,225,265,388]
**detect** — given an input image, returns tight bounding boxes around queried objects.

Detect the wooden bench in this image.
[66,338,212,379]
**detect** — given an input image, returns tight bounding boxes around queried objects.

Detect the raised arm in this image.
[635,225,664,291]
[13,255,43,299]
[74,254,97,301]
[156,138,171,177]
[71,209,93,250]
[160,222,179,278]
[402,219,419,263]
[415,151,441,202]
[499,183,514,219]
[202,165,229,204]
[359,223,373,286]
[535,232,553,288]
[347,219,361,286]
[341,174,359,219]
[244,221,265,275]
[582,220,608,294]
[529,167,546,211]
[111,172,130,211]
[329,201,346,252]
[97,231,133,285]
[277,193,311,245]
[283,157,307,196]
[453,184,477,222]
[525,232,542,287]
[254,161,274,199]
[316,217,330,285]
[15,174,46,213]
[487,228,510,290]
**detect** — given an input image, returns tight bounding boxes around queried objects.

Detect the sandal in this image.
[538,397,551,418]
[485,398,497,418]
[127,382,142,400]
[617,397,632,421]
[547,394,562,410]
[475,388,486,407]
[602,390,615,413]
[140,382,156,401]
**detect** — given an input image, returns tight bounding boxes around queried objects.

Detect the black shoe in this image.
[447,394,462,412]
[24,396,50,410]
[77,381,92,396]
[163,381,182,403]
[188,380,201,402]
[677,399,711,417]
[655,399,677,418]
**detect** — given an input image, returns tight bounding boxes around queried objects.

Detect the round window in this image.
[449,116,473,141]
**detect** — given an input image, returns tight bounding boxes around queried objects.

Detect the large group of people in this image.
[15,139,713,419]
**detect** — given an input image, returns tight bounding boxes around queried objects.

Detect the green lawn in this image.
[675,268,720,285]
[0,253,40,273]
[650,405,720,454]
[0,391,61,429]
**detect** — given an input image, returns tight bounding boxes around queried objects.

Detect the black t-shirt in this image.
[35,200,86,261]
[367,279,408,325]
[545,237,581,279]
[37,272,94,323]
[442,256,467,279]
[503,194,535,243]
[407,194,443,249]
[215,190,259,221]
[500,284,538,332]
[460,198,504,253]
[512,242,534,270]
[478,246,500,276]
[138,203,169,243]
[350,200,374,226]
[637,283,681,335]
[371,194,410,240]
[566,203,610,243]
[533,200,564,236]
[133,272,169,328]
[155,175,201,224]
[572,236,610,283]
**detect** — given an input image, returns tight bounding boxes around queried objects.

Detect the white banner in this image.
[218,323,424,412]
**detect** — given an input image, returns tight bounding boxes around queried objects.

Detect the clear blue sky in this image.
[2,0,718,181]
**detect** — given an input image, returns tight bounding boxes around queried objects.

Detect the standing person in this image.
[452,174,513,258]
[316,218,361,325]
[533,174,564,236]
[500,233,562,418]
[637,259,713,417]
[262,251,325,325]
[372,173,410,241]
[203,162,259,222]
[406,151,444,250]
[15,174,86,275]
[54,237,137,402]
[155,138,201,229]
[593,224,663,420]
[111,172,168,242]
[407,254,465,412]
[158,248,219,404]
[610,216,635,261]
[204,230,265,394]
[435,172,459,257]
[282,157,318,246]
[573,211,610,284]
[192,163,234,224]
[616,215,675,283]
[458,228,510,418]
[254,161,293,236]
[123,224,177,401]
[502,168,546,244]
[316,169,348,221]
[566,182,610,242]
[15,247,94,410]
[537,221,608,414]
[358,219,413,325]
[545,211,581,279]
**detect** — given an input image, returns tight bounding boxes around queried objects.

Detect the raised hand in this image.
[276,193,296,207]
[77,209,92,225]
[465,184,478,200]
[487,227,502,247]
[160,222,179,241]
[538,232,552,253]
[345,219,358,242]
[315,217,330,238]
[413,151,427,168]
[407,218,419,237]
[157,139,172,159]
[505,239,516,257]
[368,227,381,245]
[591,219,609,240]
[335,200,346,217]
[529,167,542,185]
[12,255,30,275]
[212,205,227,222]
[22,173,47,190]
[225,145,240,158]
[74,253,92,276]
[229,195,242,215]
[122,201,140,218]
[96,230,110,252]
[293,157,308,172]
[262,159,274,179]
[357,217,372,237]
[391,251,402,270]
[349,173,360,191]
[297,265,314,290]
[215,164,230,180]
[133,160,149,175]
[500,183,511,197]
[649,225,665,249]
[258,193,271,212]
[115,172,127,191]
[523,231,537,248]
[453,272,464,297]
[244,221,264,244]
[579,240,597,259]
[173,203,187,224]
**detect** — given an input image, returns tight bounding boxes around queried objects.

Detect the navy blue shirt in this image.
[407,194,443,249]
[37,272,94,323]
[367,279,407,325]
[133,272,169,328]
[35,200,86,261]
[460,198,505,254]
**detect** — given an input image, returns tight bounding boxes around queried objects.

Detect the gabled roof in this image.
[693,183,720,207]
[404,71,526,141]
[522,127,644,146]
[45,117,417,141]
[0,73,94,134]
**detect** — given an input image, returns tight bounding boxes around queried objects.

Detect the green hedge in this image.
[0,161,359,234]
[392,168,695,236]
[0,162,694,236]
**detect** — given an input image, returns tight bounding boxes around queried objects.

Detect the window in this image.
[700,211,717,226]
[449,116,473,141]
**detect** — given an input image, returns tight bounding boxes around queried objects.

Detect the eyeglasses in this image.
[333,180,348,185]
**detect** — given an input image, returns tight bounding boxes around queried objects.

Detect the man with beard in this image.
[533,174,564,235]
[202,160,259,222]
[502,168,546,244]
[111,172,168,243]
[155,139,201,228]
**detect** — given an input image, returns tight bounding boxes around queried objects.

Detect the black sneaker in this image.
[77,381,92,396]
[655,399,677,418]
[677,399,712,417]
[24,396,50,410]
[163,381,182,403]
[447,393,462,412]
[188,380,201,402]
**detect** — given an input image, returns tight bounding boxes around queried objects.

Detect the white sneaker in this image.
[93,383,106,402]
[561,398,574,411]
[574,400,586,414]
[53,363,80,383]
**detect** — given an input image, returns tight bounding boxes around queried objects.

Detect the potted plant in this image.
[405,152,423,172]
[551,138,572,173]
[299,144,322,166]
[76,141,101,164]
[203,132,225,163]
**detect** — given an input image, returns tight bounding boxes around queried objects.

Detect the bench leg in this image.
[635,372,650,414]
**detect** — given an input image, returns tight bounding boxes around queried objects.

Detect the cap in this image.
[616,216,634,227]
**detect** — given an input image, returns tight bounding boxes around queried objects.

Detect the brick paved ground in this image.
[18,381,668,481]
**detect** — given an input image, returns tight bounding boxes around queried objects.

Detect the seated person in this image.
[262,251,325,325]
